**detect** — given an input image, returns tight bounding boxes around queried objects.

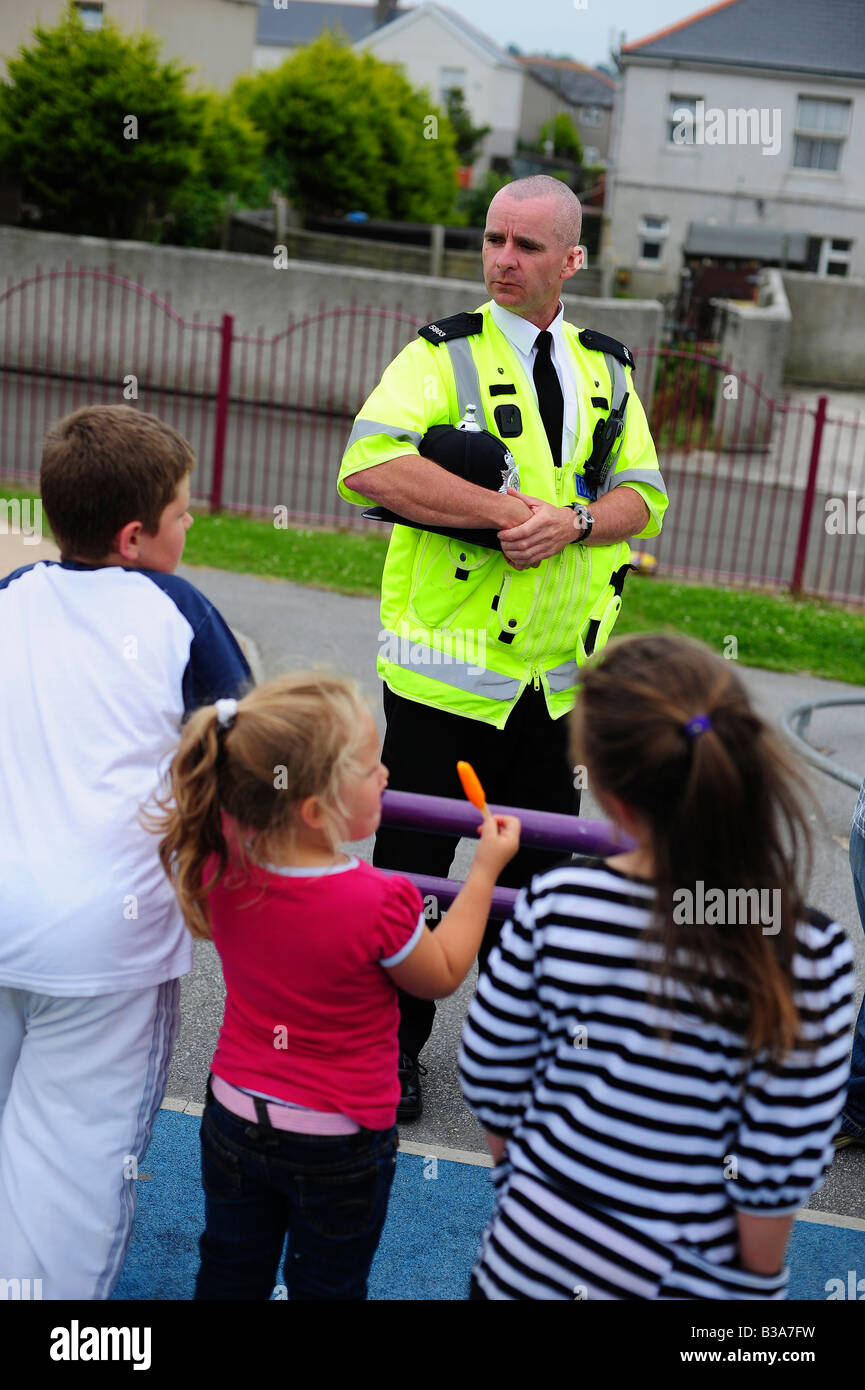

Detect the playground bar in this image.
[379,790,630,920]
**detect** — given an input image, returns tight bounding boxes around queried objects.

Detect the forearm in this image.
[736,1212,795,1274]
[350,455,532,529]
[486,1132,507,1164]
[432,864,499,989]
[580,485,650,545]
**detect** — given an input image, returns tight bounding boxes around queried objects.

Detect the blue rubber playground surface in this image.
[112,1107,865,1301]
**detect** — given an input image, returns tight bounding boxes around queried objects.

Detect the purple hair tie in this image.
[683,714,711,738]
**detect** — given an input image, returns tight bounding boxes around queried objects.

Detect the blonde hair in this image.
[148,672,371,938]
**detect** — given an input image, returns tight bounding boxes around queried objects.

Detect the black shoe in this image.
[397,1052,427,1122]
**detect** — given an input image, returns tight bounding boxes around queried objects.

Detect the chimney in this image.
[374,0,398,25]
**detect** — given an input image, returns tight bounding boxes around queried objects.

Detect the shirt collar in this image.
[490,299,565,359]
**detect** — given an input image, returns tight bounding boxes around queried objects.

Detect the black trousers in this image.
[372,684,579,1060]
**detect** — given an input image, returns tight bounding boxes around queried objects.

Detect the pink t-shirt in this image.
[207,855,425,1130]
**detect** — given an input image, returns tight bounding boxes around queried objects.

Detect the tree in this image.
[537,113,583,165]
[234,33,458,221]
[0,6,259,242]
[159,92,266,247]
[455,169,513,227]
[444,89,490,167]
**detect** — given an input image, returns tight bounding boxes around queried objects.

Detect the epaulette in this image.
[578,329,635,371]
[418,312,484,345]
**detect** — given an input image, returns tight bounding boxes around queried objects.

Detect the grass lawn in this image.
[3,483,863,686]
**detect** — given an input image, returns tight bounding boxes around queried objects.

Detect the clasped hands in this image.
[498,487,578,570]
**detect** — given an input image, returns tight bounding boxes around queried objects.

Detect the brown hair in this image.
[147,672,371,939]
[572,633,814,1058]
[41,405,194,560]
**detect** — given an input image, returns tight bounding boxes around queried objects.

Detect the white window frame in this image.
[668,94,701,146]
[638,215,669,265]
[440,68,468,107]
[583,146,600,166]
[581,106,602,127]
[818,236,853,276]
[792,96,850,172]
[73,2,104,28]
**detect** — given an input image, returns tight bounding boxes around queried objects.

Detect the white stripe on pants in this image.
[0,979,180,1299]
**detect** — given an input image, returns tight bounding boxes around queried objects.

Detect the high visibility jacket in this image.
[338,302,668,729]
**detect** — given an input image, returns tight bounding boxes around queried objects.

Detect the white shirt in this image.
[0,560,249,995]
[489,298,579,463]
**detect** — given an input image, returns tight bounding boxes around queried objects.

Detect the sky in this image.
[362,0,711,68]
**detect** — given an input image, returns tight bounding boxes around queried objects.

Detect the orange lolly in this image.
[457,760,490,818]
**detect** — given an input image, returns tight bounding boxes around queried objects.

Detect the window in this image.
[583,146,600,166]
[74,2,104,28]
[440,68,467,105]
[639,215,669,263]
[581,106,602,127]
[793,97,850,171]
[668,95,700,145]
[819,237,853,276]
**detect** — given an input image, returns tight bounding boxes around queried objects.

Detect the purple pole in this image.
[381,789,628,855]
[379,790,633,921]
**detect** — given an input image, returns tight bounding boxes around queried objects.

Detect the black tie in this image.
[533,330,563,467]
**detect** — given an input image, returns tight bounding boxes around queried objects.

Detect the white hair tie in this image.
[214,698,238,729]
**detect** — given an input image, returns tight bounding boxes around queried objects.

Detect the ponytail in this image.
[147,707,229,939]
[573,634,815,1059]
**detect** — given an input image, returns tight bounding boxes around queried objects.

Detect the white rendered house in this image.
[604,0,865,298]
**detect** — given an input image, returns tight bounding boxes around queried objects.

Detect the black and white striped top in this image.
[459,861,855,1299]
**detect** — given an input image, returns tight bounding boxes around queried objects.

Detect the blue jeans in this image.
[841,823,865,1136]
[194,1083,398,1300]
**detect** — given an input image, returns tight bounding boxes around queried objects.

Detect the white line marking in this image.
[398,1140,492,1167]
[162,1097,204,1117]
[795,1207,865,1233]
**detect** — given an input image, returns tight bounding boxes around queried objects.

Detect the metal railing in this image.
[781,698,864,790]
[1,265,863,603]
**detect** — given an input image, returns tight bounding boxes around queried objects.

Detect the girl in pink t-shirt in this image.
[153,671,519,1300]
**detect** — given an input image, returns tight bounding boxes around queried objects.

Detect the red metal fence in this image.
[1,266,863,604]
[636,346,865,603]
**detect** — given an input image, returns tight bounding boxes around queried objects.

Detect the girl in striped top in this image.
[459,633,855,1300]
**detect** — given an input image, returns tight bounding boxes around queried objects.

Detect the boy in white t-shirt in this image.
[0,405,250,1298]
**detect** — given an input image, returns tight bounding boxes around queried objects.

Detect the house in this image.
[603,0,865,299]
[253,0,407,70]
[353,2,525,176]
[354,2,590,179]
[517,58,616,168]
[0,0,260,89]
[254,2,604,182]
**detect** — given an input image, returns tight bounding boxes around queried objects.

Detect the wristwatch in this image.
[569,502,594,543]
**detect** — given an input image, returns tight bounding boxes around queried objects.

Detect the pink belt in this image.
[211,1074,360,1135]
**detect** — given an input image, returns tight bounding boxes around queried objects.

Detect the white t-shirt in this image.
[0,560,250,995]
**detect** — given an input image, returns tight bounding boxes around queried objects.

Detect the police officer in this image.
[338,175,668,1118]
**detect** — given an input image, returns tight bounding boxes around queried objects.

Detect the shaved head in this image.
[489,176,582,248]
